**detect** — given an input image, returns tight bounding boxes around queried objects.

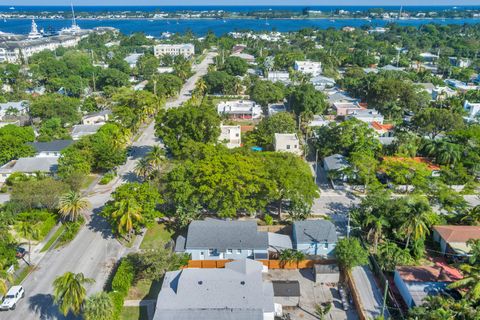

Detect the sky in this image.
[1,0,480,6]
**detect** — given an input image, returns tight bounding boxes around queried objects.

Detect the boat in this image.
[9,7,14,10]
[148,19,154,22]
[265,17,269,26]
[60,3,81,35]
[330,19,335,22]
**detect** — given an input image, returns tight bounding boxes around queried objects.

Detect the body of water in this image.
[0,17,479,36]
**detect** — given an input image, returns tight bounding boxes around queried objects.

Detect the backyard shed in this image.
[314,264,340,284]
[272,280,301,307]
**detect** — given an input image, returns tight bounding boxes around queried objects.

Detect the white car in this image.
[0,286,24,311]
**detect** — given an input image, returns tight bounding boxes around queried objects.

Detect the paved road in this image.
[2,52,216,320]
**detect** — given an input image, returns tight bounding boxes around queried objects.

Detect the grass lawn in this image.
[40,224,65,252]
[120,306,149,320]
[140,223,173,250]
[14,265,34,285]
[126,279,163,300]
[81,174,98,190]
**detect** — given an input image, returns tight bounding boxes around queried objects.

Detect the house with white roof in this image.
[28,140,73,158]
[294,60,322,77]
[274,133,302,156]
[217,100,263,120]
[332,102,363,116]
[154,43,195,58]
[71,124,103,140]
[124,53,143,69]
[310,75,335,90]
[219,125,241,148]
[0,157,58,184]
[346,109,384,124]
[153,259,277,320]
[0,101,28,120]
[267,71,290,84]
[267,103,286,116]
[82,109,111,125]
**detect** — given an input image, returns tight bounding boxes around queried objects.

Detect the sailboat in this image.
[265,17,269,26]
[60,2,81,34]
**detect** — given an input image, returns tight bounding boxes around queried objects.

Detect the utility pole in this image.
[314,149,319,183]
[381,280,389,318]
[347,210,351,238]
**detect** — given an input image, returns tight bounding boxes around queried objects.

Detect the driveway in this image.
[351,266,389,319]
[1,53,216,320]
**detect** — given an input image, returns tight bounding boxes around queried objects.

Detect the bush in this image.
[264,214,273,226]
[37,215,57,238]
[56,218,84,247]
[99,173,116,185]
[111,258,135,294]
[108,291,124,320]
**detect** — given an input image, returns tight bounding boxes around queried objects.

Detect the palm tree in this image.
[53,272,94,316]
[134,158,153,181]
[279,249,305,267]
[111,198,143,239]
[147,146,165,171]
[58,191,90,222]
[18,221,39,265]
[399,197,433,249]
[83,292,114,320]
[0,262,13,296]
[422,140,461,166]
[364,212,390,253]
[448,264,480,300]
[195,78,207,96]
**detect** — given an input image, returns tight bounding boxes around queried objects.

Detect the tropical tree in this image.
[467,239,480,265]
[398,197,433,249]
[110,198,143,239]
[134,158,153,181]
[82,292,114,320]
[335,238,368,271]
[364,211,390,253]
[17,221,39,265]
[448,264,480,301]
[315,302,332,320]
[422,139,462,166]
[58,191,90,222]
[146,145,165,171]
[461,205,480,226]
[0,262,13,295]
[53,272,94,316]
[279,249,305,267]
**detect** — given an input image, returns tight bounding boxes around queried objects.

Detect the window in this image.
[286,145,291,150]
[200,251,204,256]
[324,242,328,249]
[208,249,215,255]
[235,133,239,137]
[227,249,233,254]
[294,145,297,149]
[236,249,241,254]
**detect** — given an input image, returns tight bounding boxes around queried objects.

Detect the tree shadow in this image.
[28,293,79,320]
[86,209,115,240]
[128,145,154,160]
[120,170,140,183]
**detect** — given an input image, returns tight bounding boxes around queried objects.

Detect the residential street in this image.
[1,52,216,320]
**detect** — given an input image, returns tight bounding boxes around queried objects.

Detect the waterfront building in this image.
[154,43,195,58]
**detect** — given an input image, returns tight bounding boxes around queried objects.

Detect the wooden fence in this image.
[184,259,336,269]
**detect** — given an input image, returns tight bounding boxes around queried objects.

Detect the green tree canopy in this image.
[29,94,81,124]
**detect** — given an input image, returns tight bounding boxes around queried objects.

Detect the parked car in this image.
[0,286,24,311]
[15,247,27,259]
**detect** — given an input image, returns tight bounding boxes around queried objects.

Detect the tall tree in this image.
[335,238,368,271]
[82,292,114,320]
[58,191,91,222]
[53,272,94,316]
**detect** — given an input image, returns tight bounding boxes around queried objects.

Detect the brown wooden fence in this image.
[184,259,336,269]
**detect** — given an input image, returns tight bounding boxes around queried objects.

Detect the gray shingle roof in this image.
[185,220,268,251]
[29,140,73,153]
[0,157,58,174]
[293,220,338,244]
[153,259,274,320]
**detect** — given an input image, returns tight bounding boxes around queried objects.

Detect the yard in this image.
[140,222,174,250]
[120,306,149,320]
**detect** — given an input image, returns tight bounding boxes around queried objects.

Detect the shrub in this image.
[108,291,124,320]
[264,214,273,226]
[111,258,135,294]
[56,218,84,247]
[37,215,57,238]
[99,173,116,185]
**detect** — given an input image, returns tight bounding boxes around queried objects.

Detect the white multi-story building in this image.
[219,125,241,148]
[294,60,322,77]
[274,133,302,156]
[154,43,195,58]
[217,100,263,120]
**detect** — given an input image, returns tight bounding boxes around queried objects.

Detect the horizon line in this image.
[3,4,480,7]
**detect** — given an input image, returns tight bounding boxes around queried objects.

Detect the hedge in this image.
[108,291,125,320]
[111,258,135,294]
